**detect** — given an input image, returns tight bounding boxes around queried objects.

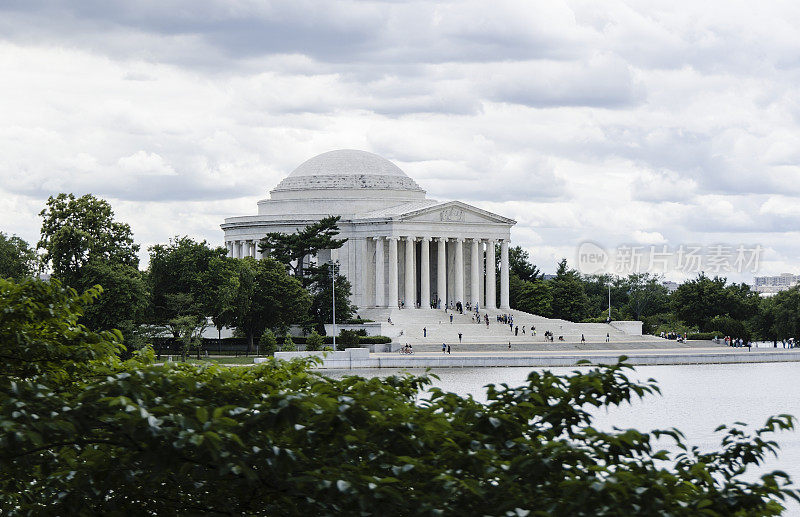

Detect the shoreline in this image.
[273,347,800,369]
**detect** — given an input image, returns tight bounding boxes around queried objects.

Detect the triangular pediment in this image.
[398,201,515,225]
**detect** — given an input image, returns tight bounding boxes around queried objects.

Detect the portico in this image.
[221,149,515,311]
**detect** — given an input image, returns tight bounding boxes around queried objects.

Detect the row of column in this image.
[226,239,265,259]
[369,236,509,310]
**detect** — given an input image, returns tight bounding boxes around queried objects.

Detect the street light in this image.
[329,260,339,351]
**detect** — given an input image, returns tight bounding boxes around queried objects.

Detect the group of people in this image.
[660,331,685,341]
[399,344,414,354]
[724,336,750,348]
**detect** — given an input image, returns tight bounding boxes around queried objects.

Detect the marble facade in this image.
[221,150,515,310]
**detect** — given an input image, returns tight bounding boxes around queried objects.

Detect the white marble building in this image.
[221,149,515,310]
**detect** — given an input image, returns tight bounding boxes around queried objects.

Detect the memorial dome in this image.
[272,149,424,193]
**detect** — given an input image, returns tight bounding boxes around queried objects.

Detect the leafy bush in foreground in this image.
[1,277,798,515]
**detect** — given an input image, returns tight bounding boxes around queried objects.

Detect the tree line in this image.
[0,193,356,354]
[504,246,793,341]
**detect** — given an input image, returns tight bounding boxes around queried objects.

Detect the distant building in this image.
[542,274,557,281]
[752,273,800,294]
[662,281,678,293]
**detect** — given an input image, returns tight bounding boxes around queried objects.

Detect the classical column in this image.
[226,241,233,258]
[455,238,464,304]
[486,240,496,309]
[388,237,399,308]
[374,237,385,307]
[470,238,480,307]
[404,236,416,308]
[437,237,446,308]
[361,238,370,307]
[500,239,510,309]
[249,241,256,258]
[420,237,430,309]
[235,241,242,259]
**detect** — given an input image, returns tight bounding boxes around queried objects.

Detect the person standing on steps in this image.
[606,333,610,343]
[581,334,586,344]
[423,327,427,338]
[447,344,451,354]
[515,326,519,336]
[450,314,453,324]
[458,332,462,343]
[442,343,446,354]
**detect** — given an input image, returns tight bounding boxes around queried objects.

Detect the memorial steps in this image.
[357,307,666,351]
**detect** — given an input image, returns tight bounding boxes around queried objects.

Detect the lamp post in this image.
[607,282,612,323]
[330,260,339,351]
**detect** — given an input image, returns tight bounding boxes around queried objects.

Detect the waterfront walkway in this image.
[275,345,800,369]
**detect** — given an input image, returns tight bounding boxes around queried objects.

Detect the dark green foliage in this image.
[338,328,360,347]
[37,193,139,287]
[0,232,37,280]
[707,315,749,340]
[305,330,324,351]
[308,262,355,333]
[281,334,296,351]
[511,275,552,316]
[259,329,278,355]
[1,280,798,514]
[548,258,590,321]
[231,258,311,352]
[259,215,346,280]
[508,245,542,282]
[764,286,800,341]
[147,236,232,329]
[0,277,123,381]
[77,260,148,347]
[687,332,722,340]
[671,274,759,330]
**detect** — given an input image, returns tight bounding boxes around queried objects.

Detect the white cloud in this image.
[2,1,800,280]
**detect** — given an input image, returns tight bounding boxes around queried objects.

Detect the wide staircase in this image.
[357,307,673,352]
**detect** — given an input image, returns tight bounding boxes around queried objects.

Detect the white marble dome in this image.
[272,149,424,193]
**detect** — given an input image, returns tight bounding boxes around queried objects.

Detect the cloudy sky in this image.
[3,0,800,281]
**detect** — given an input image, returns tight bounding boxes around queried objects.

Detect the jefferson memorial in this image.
[221,149,515,310]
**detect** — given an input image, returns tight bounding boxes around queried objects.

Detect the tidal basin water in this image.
[328,362,800,514]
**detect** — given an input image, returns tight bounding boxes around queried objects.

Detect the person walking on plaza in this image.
[442,343,446,354]
[447,344,451,354]
[450,314,453,323]
[515,326,519,336]
[423,327,427,338]
[581,334,585,344]
[458,332,462,343]
[606,333,610,343]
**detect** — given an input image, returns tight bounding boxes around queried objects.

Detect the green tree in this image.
[259,329,278,355]
[508,245,541,282]
[147,236,230,328]
[77,260,149,348]
[259,215,346,281]
[37,193,139,287]
[767,286,800,341]
[0,232,37,280]
[625,273,670,320]
[305,330,324,351]
[308,262,355,333]
[548,258,590,321]
[0,277,123,380]
[511,275,552,316]
[231,257,311,353]
[671,274,759,330]
[281,334,296,351]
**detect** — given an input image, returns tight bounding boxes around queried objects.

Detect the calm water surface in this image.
[328,362,800,514]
